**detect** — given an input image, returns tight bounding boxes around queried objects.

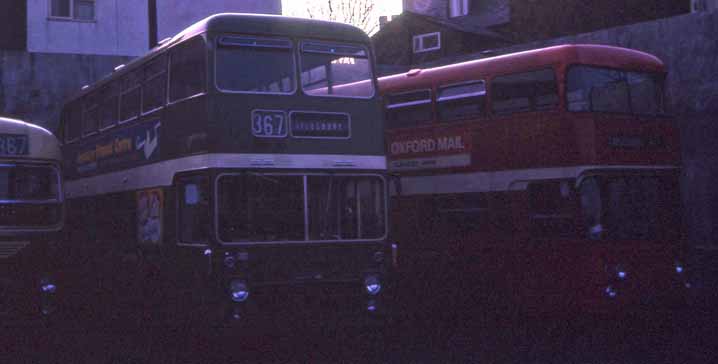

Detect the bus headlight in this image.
[675,262,685,274]
[605,285,618,298]
[229,280,249,303]
[364,275,381,296]
[40,277,57,294]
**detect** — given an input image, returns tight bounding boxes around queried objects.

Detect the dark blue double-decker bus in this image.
[58,13,392,325]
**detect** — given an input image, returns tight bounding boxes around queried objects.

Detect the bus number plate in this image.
[0,134,29,156]
[251,110,287,138]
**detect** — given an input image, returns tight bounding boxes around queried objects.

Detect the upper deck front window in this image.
[567,66,665,116]
[216,36,296,94]
[300,42,375,98]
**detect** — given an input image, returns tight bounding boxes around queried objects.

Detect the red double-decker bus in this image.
[380,44,688,316]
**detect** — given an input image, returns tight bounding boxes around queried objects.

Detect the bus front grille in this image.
[0,241,29,259]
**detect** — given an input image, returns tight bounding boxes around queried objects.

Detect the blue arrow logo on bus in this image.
[135,121,161,160]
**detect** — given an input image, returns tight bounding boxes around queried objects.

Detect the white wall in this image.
[156,0,282,40]
[27,0,148,56]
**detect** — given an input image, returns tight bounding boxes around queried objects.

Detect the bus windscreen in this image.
[216,36,296,94]
[300,42,374,98]
[0,164,62,227]
[217,174,386,243]
[567,66,665,116]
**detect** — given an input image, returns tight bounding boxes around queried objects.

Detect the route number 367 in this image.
[251,110,287,138]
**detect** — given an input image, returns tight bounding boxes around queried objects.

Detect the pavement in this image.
[1,303,716,364]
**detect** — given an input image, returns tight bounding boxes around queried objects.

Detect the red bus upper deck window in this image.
[567,66,665,116]
[492,69,558,115]
[385,90,433,129]
[437,80,486,122]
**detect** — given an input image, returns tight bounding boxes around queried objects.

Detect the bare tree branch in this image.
[286,0,381,35]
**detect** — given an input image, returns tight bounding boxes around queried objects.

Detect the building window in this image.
[412,32,441,53]
[449,0,470,17]
[49,0,95,21]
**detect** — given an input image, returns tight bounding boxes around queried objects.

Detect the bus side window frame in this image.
[385,89,434,129]
[119,70,142,124]
[141,53,169,115]
[436,79,487,122]
[434,192,491,236]
[490,68,559,116]
[81,93,99,137]
[168,35,208,104]
[63,102,82,143]
[526,179,578,240]
[99,81,120,131]
[176,174,212,247]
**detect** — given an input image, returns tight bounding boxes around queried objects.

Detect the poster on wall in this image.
[137,188,163,245]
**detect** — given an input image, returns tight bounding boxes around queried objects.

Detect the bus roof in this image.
[0,117,61,162]
[66,13,371,103]
[379,44,666,93]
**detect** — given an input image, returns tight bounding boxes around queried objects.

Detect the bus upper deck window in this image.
[385,90,433,129]
[99,84,119,130]
[63,104,82,142]
[120,71,141,122]
[437,80,486,122]
[170,36,207,101]
[567,66,665,116]
[143,55,168,113]
[492,69,558,115]
[216,36,295,94]
[300,41,374,98]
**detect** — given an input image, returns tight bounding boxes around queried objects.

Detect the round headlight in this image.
[229,280,249,303]
[367,299,378,312]
[675,263,684,274]
[605,285,617,298]
[617,269,627,280]
[40,277,57,294]
[364,275,381,296]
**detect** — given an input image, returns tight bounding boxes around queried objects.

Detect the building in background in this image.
[0,0,281,129]
[2,0,281,56]
[373,11,509,68]
[374,0,695,69]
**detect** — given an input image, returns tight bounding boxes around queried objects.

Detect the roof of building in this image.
[373,11,510,42]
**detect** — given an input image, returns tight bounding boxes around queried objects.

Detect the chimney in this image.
[380,15,393,29]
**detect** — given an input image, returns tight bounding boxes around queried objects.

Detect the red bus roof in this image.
[379,44,665,93]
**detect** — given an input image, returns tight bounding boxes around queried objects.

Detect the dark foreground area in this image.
[1,304,717,364]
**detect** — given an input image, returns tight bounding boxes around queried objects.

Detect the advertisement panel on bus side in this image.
[388,130,472,171]
[68,120,161,178]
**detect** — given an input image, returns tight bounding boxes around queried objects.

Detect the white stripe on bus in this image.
[66,153,386,198]
[393,165,678,196]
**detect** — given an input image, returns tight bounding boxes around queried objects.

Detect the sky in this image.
[282,0,403,19]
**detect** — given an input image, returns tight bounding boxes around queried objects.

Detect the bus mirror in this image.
[185,184,200,205]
